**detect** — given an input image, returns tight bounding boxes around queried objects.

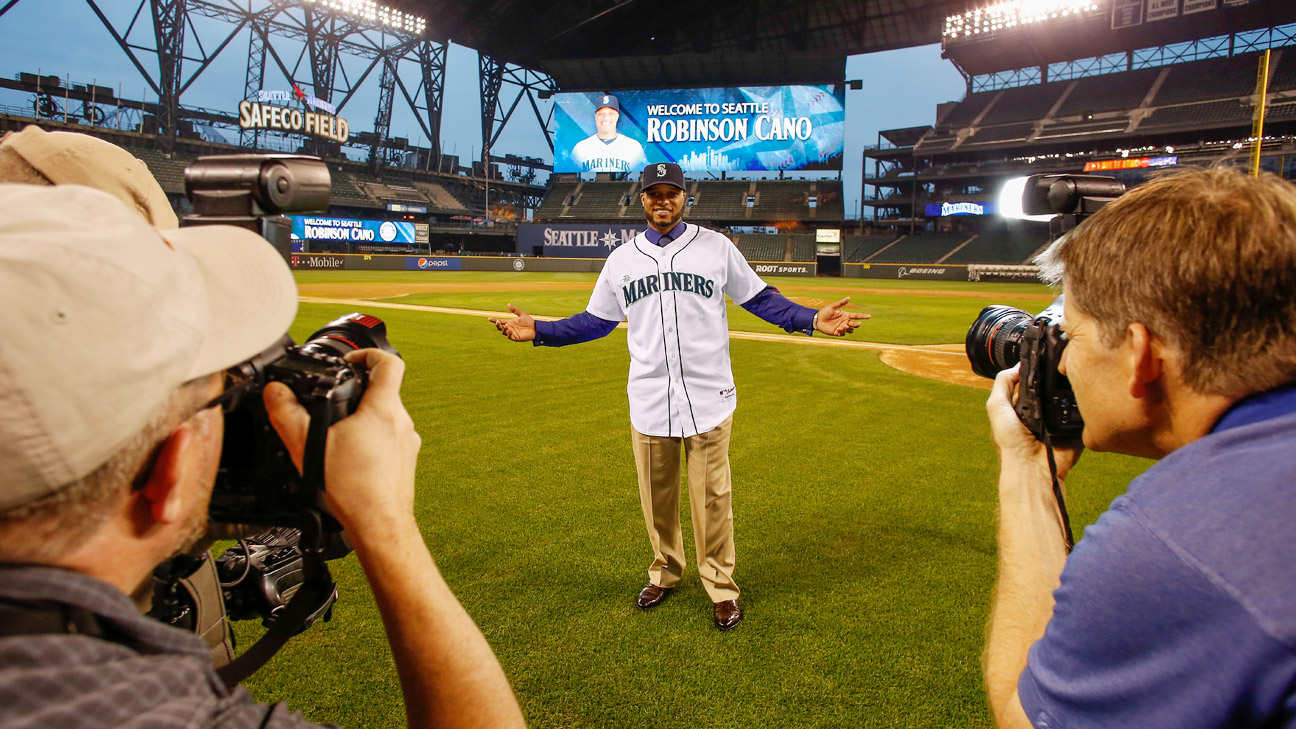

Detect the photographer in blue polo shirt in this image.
[983,167,1296,729]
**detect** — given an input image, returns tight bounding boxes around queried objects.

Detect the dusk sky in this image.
[0,0,969,216]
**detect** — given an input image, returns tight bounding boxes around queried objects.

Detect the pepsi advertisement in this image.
[290,215,418,245]
[554,86,846,174]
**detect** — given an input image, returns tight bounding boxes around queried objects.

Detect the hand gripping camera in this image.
[966,297,1079,440]
[965,174,1125,441]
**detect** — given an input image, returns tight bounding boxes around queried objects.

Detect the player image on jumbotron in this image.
[569,94,648,174]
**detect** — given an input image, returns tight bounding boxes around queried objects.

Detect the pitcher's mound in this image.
[879,344,990,390]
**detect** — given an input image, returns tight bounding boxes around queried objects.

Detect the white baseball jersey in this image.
[570,134,648,174]
[586,223,767,438]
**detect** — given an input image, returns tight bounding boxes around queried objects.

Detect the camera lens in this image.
[965,305,1033,379]
[299,313,399,359]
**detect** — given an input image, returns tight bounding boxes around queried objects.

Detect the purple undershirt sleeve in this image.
[741,286,816,335]
[533,311,619,346]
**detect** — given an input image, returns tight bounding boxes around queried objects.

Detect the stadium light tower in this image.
[300,0,427,36]
[943,0,1099,43]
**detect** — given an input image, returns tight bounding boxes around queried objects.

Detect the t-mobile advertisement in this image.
[554,86,846,174]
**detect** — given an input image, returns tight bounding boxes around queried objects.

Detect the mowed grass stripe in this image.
[229,273,1151,728]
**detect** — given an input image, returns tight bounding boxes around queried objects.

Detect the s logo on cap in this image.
[603,95,610,104]
[657,164,667,178]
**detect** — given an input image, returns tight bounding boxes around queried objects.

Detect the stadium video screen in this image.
[554,85,846,174]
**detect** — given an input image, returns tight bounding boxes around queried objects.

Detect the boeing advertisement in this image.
[554,86,846,174]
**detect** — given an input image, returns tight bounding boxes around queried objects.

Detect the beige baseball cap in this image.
[0,183,298,513]
[0,126,179,228]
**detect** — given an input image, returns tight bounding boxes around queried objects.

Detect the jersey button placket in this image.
[665,289,685,429]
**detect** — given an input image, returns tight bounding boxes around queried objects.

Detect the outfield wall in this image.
[843,262,1040,284]
[288,253,817,277]
[290,253,603,273]
[288,253,1034,283]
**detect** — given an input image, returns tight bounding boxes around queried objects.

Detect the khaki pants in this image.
[630,415,739,603]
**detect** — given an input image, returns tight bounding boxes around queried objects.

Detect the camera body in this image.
[967,301,1081,440]
[209,313,398,531]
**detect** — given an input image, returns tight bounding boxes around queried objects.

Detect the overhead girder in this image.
[479,53,555,166]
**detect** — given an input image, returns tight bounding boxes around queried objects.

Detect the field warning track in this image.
[298,296,989,389]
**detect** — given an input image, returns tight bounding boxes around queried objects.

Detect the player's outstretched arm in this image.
[489,303,536,342]
[264,351,526,729]
[814,296,871,336]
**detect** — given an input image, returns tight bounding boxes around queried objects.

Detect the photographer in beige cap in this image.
[0,184,524,729]
[0,124,240,665]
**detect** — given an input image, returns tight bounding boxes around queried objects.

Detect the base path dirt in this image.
[297,281,596,299]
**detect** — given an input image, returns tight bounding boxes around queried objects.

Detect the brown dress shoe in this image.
[636,584,672,609]
[714,599,742,630]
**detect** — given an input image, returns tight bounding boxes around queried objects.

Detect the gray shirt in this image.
[0,564,336,728]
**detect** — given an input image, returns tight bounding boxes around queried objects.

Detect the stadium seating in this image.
[943,222,1049,265]
[905,49,1286,156]
[1142,99,1254,131]
[1057,66,1161,117]
[533,178,844,224]
[688,180,752,219]
[867,232,970,263]
[733,233,786,261]
[979,83,1067,125]
[789,234,817,261]
[963,123,1035,145]
[561,181,638,218]
[413,180,471,213]
[842,235,898,262]
[1152,53,1263,107]
[535,180,578,218]
[938,92,998,128]
[1272,50,1296,92]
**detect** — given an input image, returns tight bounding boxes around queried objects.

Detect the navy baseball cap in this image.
[640,162,686,191]
[595,94,620,113]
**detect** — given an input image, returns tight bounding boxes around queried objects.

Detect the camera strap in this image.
[302,397,332,496]
[214,517,336,689]
[1040,430,1075,553]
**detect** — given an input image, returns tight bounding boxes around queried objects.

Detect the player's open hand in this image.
[490,303,537,342]
[815,297,870,336]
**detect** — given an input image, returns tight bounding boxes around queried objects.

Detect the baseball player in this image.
[570,94,649,174]
[491,162,867,630]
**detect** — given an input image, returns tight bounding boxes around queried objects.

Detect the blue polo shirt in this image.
[1018,385,1296,728]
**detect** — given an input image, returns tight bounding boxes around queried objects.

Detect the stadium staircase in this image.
[867,232,970,263]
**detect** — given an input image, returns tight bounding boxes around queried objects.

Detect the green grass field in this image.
[237,271,1151,728]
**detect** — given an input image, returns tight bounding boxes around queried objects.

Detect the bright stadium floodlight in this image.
[999,177,1057,222]
[301,0,427,36]
[944,0,1099,41]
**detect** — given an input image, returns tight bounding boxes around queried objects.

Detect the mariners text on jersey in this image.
[622,272,717,306]
[580,157,636,172]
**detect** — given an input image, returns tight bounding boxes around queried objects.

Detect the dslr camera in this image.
[148,154,399,682]
[965,174,1124,441]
